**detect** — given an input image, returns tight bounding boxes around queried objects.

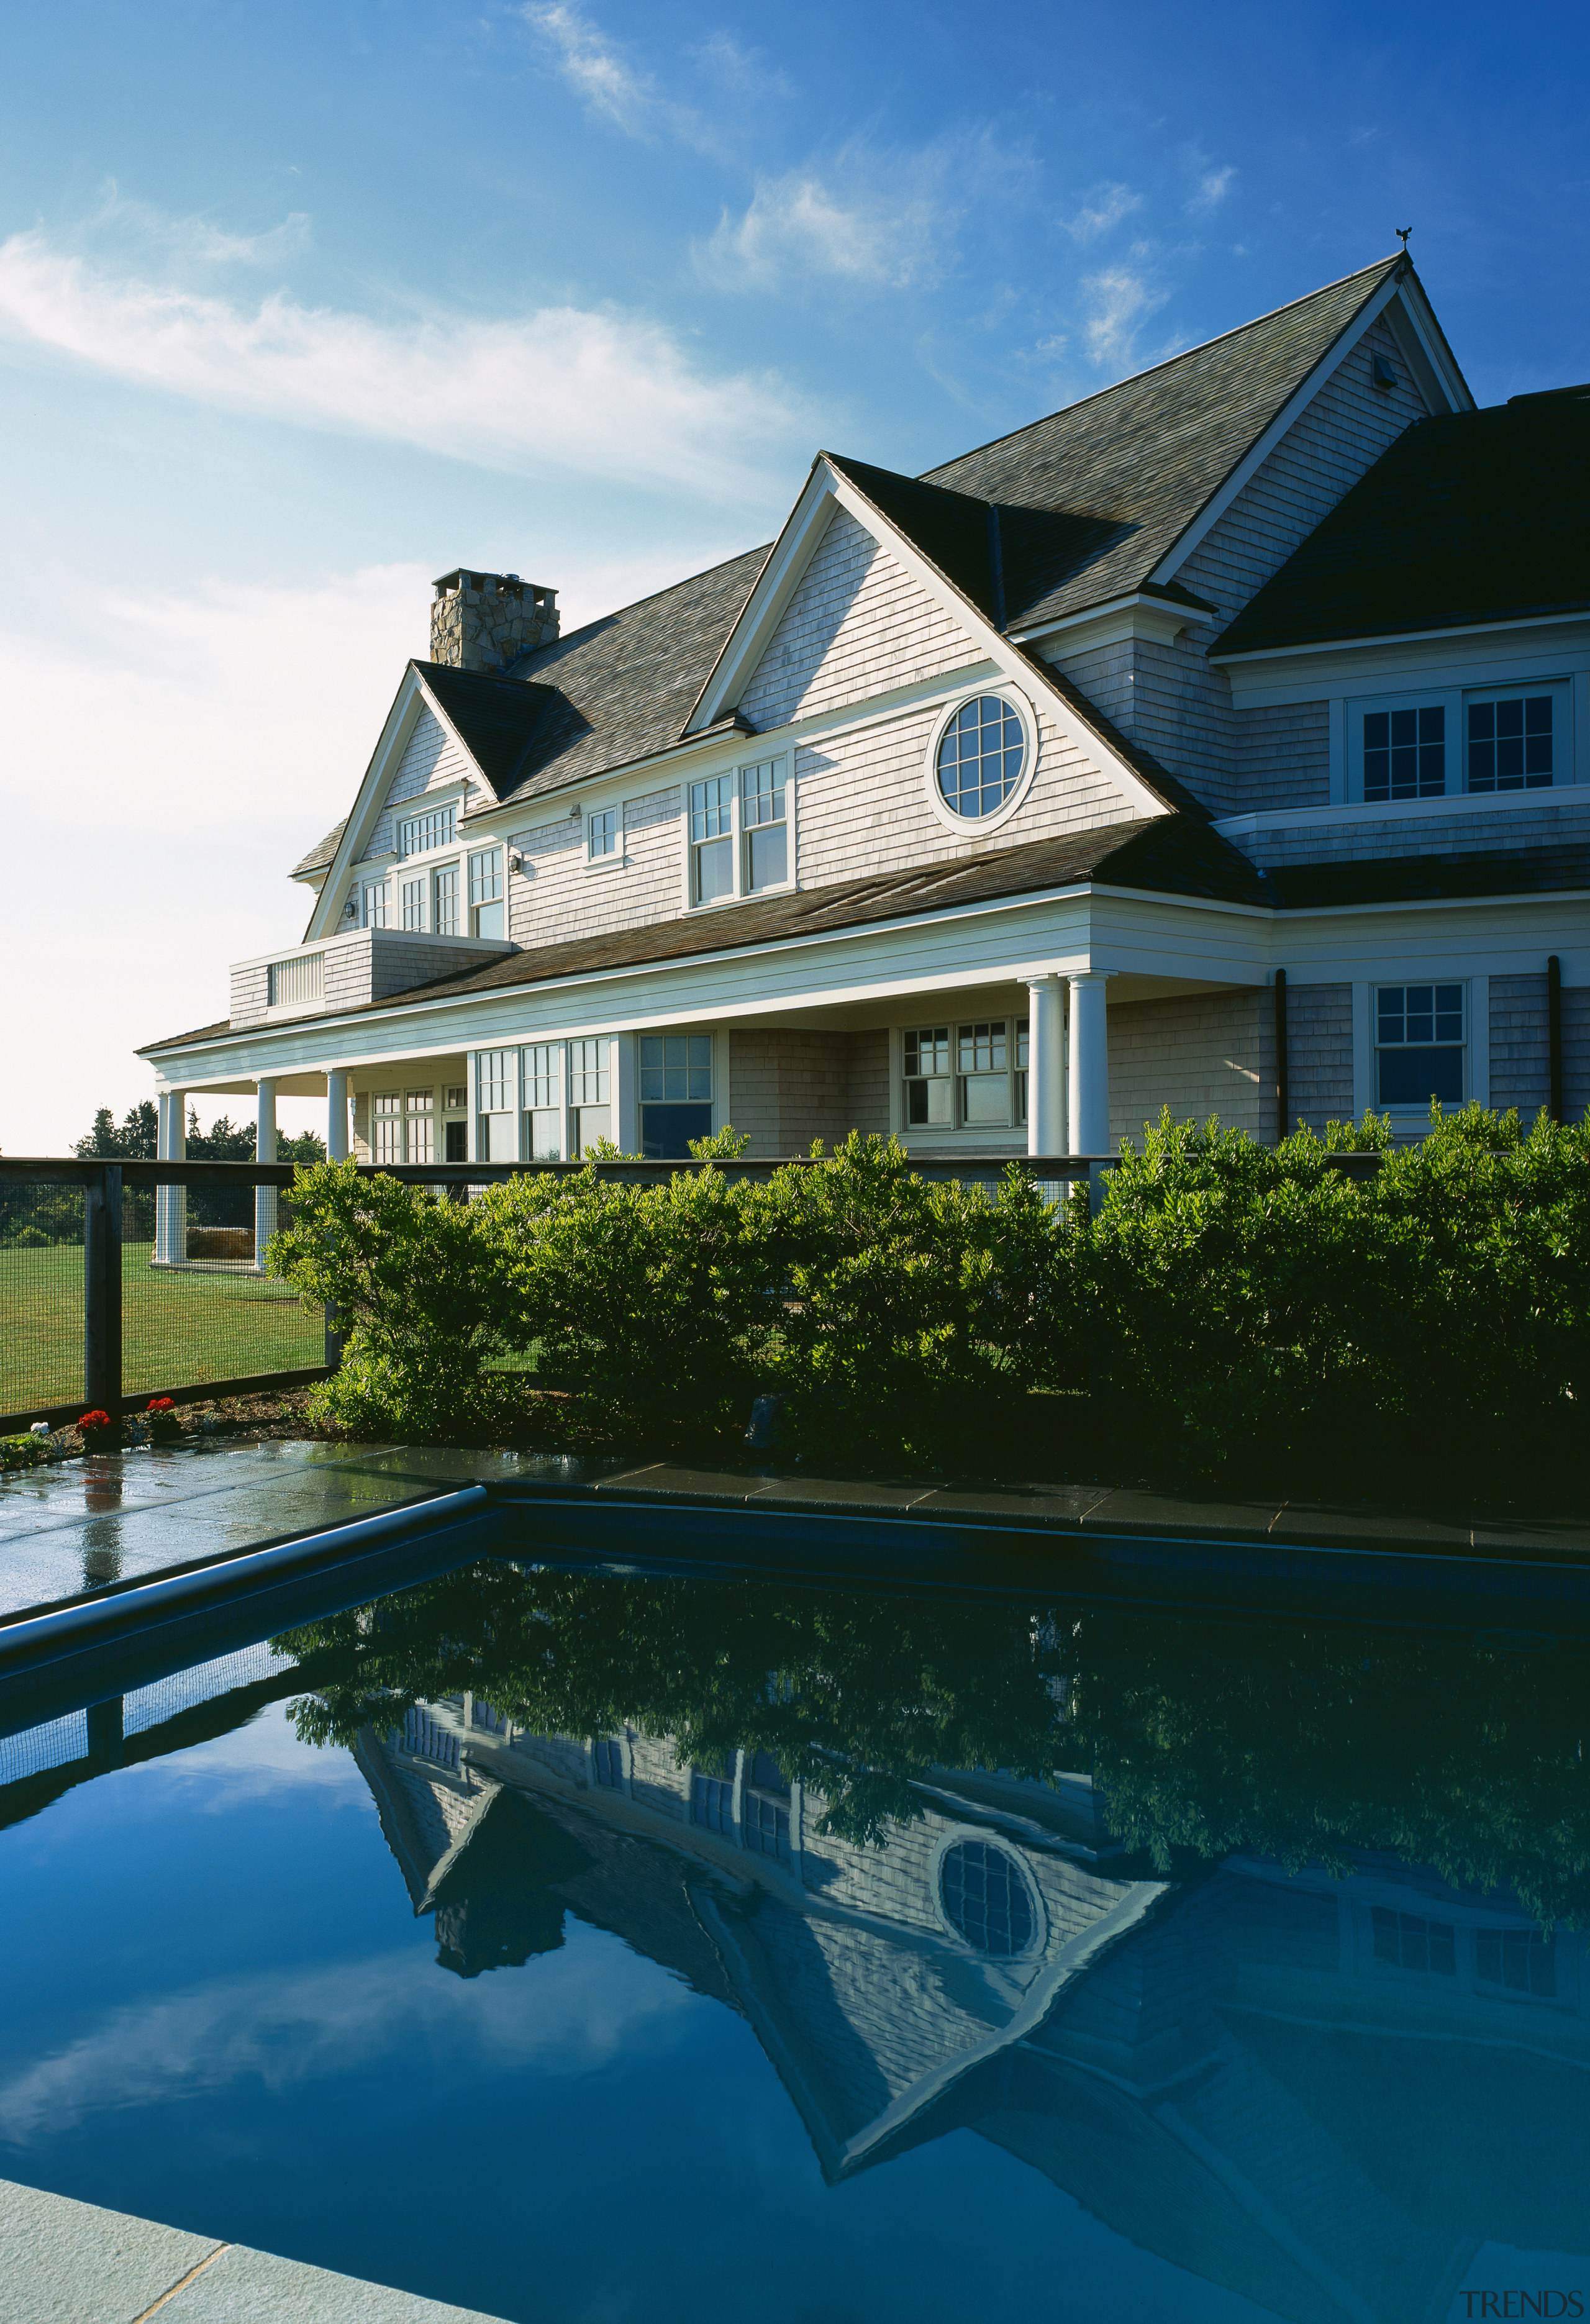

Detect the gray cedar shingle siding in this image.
[361,702,484,864]
[1284,983,1355,1132]
[726,1028,892,1156]
[1489,973,1551,1120]
[1232,700,1332,814]
[1565,987,1590,1123]
[1109,990,1275,1145]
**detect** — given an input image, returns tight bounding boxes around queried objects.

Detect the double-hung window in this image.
[371,1091,404,1166]
[405,1089,435,1164]
[588,807,619,861]
[361,878,390,929]
[432,864,460,936]
[468,848,504,938]
[959,1022,1010,1126]
[398,803,457,858]
[904,1022,1019,1130]
[570,1037,611,1154]
[1363,703,1446,801]
[904,1028,952,1126]
[477,1048,514,1161]
[522,1043,563,1161]
[690,775,735,904]
[741,760,787,891]
[1374,983,1465,1108]
[639,1034,712,1158]
[401,874,426,932]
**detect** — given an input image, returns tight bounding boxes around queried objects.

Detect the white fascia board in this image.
[1381,274,1474,414]
[1147,273,1405,593]
[820,466,1173,825]
[1213,608,1590,671]
[1215,788,1590,843]
[304,666,431,941]
[1009,592,1217,651]
[686,468,829,733]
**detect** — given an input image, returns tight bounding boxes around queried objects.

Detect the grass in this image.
[0,1241,325,1414]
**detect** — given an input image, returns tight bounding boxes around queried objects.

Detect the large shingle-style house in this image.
[140,253,1590,1176]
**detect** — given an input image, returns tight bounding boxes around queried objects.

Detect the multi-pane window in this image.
[1363,705,1446,801]
[570,1037,611,1155]
[958,1022,1010,1126]
[1467,692,1555,791]
[1476,1925,1556,1997]
[939,1841,1035,1958]
[935,696,1026,820]
[469,848,504,938]
[1371,1906,1456,1976]
[742,1749,791,1860]
[442,1084,468,1165]
[1375,984,1465,1107]
[592,1735,625,1789]
[1015,1020,1029,1127]
[589,807,619,860]
[477,1048,514,1162]
[372,1091,404,1166]
[361,878,390,929]
[639,1033,712,1160]
[904,1027,952,1126]
[401,875,426,931]
[479,1050,513,1111]
[741,760,788,891]
[398,803,457,857]
[691,1761,736,1834]
[691,775,735,904]
[523,1043,562,1161]
[405,1090,434,1165]
[433,864,460,936]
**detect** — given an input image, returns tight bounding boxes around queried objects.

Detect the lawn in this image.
[0,1243,325,1415]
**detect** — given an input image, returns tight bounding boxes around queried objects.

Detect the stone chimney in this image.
[430,569,559,673]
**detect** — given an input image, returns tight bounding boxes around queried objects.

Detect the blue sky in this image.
[3,0,1588,1148]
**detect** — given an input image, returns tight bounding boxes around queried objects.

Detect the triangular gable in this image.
[690,453,1183,825]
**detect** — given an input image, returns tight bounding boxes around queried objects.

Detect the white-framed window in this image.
[442,1083,468,1165]
[938,1840,1037,1959]
[741,759,787,892]
[1360,699,1448,802]
[904,1026,952,1126]
[691,1759,736,1834]
[468,848,504,938]
[742,1749,791,1862]
[639,1033,712,1159]
[433,864,460,936]
[1465,682,1567,792]
[371,1091,404,1166]
[1371,1905,1456,1977]
[401,874,426,932]
[687,757,793,907]
[690,774,735,904]
[405,1089,435,1164]
[522,1042,562,1161]
[935,694,1028,820]
[1475,1924,1556,1998]
[477,1048,514,1161]
[588,807,619,861]
[398,803,457,858]
[958,1022,1011,1127]
[570,1037,611,1155]
[1015,1020,1029,1127]
[361,878,391,929]
[1374,981,1466,1109]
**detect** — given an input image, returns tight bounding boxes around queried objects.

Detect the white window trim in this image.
[897,1015,1021,1138]
[927,1826,1048,1966]
[1339,673,1579,805]
[1353,976,1488,1119]
[681,752,796,914]
[922,686,1040,838]
[583,801,627,873]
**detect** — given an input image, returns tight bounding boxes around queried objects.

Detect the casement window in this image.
[934,695,1028,821]
[371,1091,405,1166]
[405,1090,435,1165]
[468,848,504,938]
[401,874,426,932]
[1361,702,1447,801]
[522,1042,563,1161]
[904,1021,1020,1130]
[433,864,460,936]
[640,1033,712,1159]
[398,803,457,858]
[688,757,793,906]
[1465,683,1566,791]
[1371,1906,1456,1976]
[1374,983,1465,1108]
[442,1084,468,1165]
[1476,1925,1556,1997]
[570,1037,611,1155]
[477,1048,514,1162]
[588,807,619,861]
[361,878,391,929]
[740,760,787,891]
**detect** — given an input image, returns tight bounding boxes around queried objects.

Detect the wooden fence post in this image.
[83,1163,123,1414]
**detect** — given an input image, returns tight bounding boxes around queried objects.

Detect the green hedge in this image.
[267,1107,1590,1494]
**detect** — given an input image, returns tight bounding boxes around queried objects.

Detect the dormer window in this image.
[1348,681,1570,801]
[1466,688,1559,791]
[398,804,457,857]
[1363,704,1445,801]
[690,775,735,903]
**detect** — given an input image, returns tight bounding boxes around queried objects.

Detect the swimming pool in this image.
[1,1552,1584,2322]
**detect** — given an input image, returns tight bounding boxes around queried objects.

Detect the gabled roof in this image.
[1211,388,1590,657]
[291,815,348,881]
[417,662,556,796]
[922,254,1419,631]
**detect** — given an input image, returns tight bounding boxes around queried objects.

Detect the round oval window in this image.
[936,695,1026,819]
[939,1840,1035,1957]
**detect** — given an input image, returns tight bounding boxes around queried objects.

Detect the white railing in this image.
[267,952,325,1008]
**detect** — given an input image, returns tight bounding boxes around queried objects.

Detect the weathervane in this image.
[1396,226,1412,253]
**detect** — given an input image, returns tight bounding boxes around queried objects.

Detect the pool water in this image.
[0,1557,1586,2323]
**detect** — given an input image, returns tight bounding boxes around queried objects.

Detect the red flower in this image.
[79,1410,112,1430]
[147,1398,176,1414]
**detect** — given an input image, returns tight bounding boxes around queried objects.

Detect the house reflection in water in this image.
[355,1694,1589,2324]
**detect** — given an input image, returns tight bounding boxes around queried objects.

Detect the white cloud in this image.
[698,171,940,293]
[0,229,804,502]
[520,2,726,156]
[1081,266,1170,367]
[85,182,312,270]
[1186,163,1235,216]
[1060,182,1143,243]
[689,30,796,101]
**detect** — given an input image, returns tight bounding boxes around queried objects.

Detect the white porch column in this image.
[1067,973,1112,1156]
[255,1079,278,1269]
[1025,978,1066,1158]
[325,1070,350,1162]
[155,1091,186,1264]
[613,1034,638,1156]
